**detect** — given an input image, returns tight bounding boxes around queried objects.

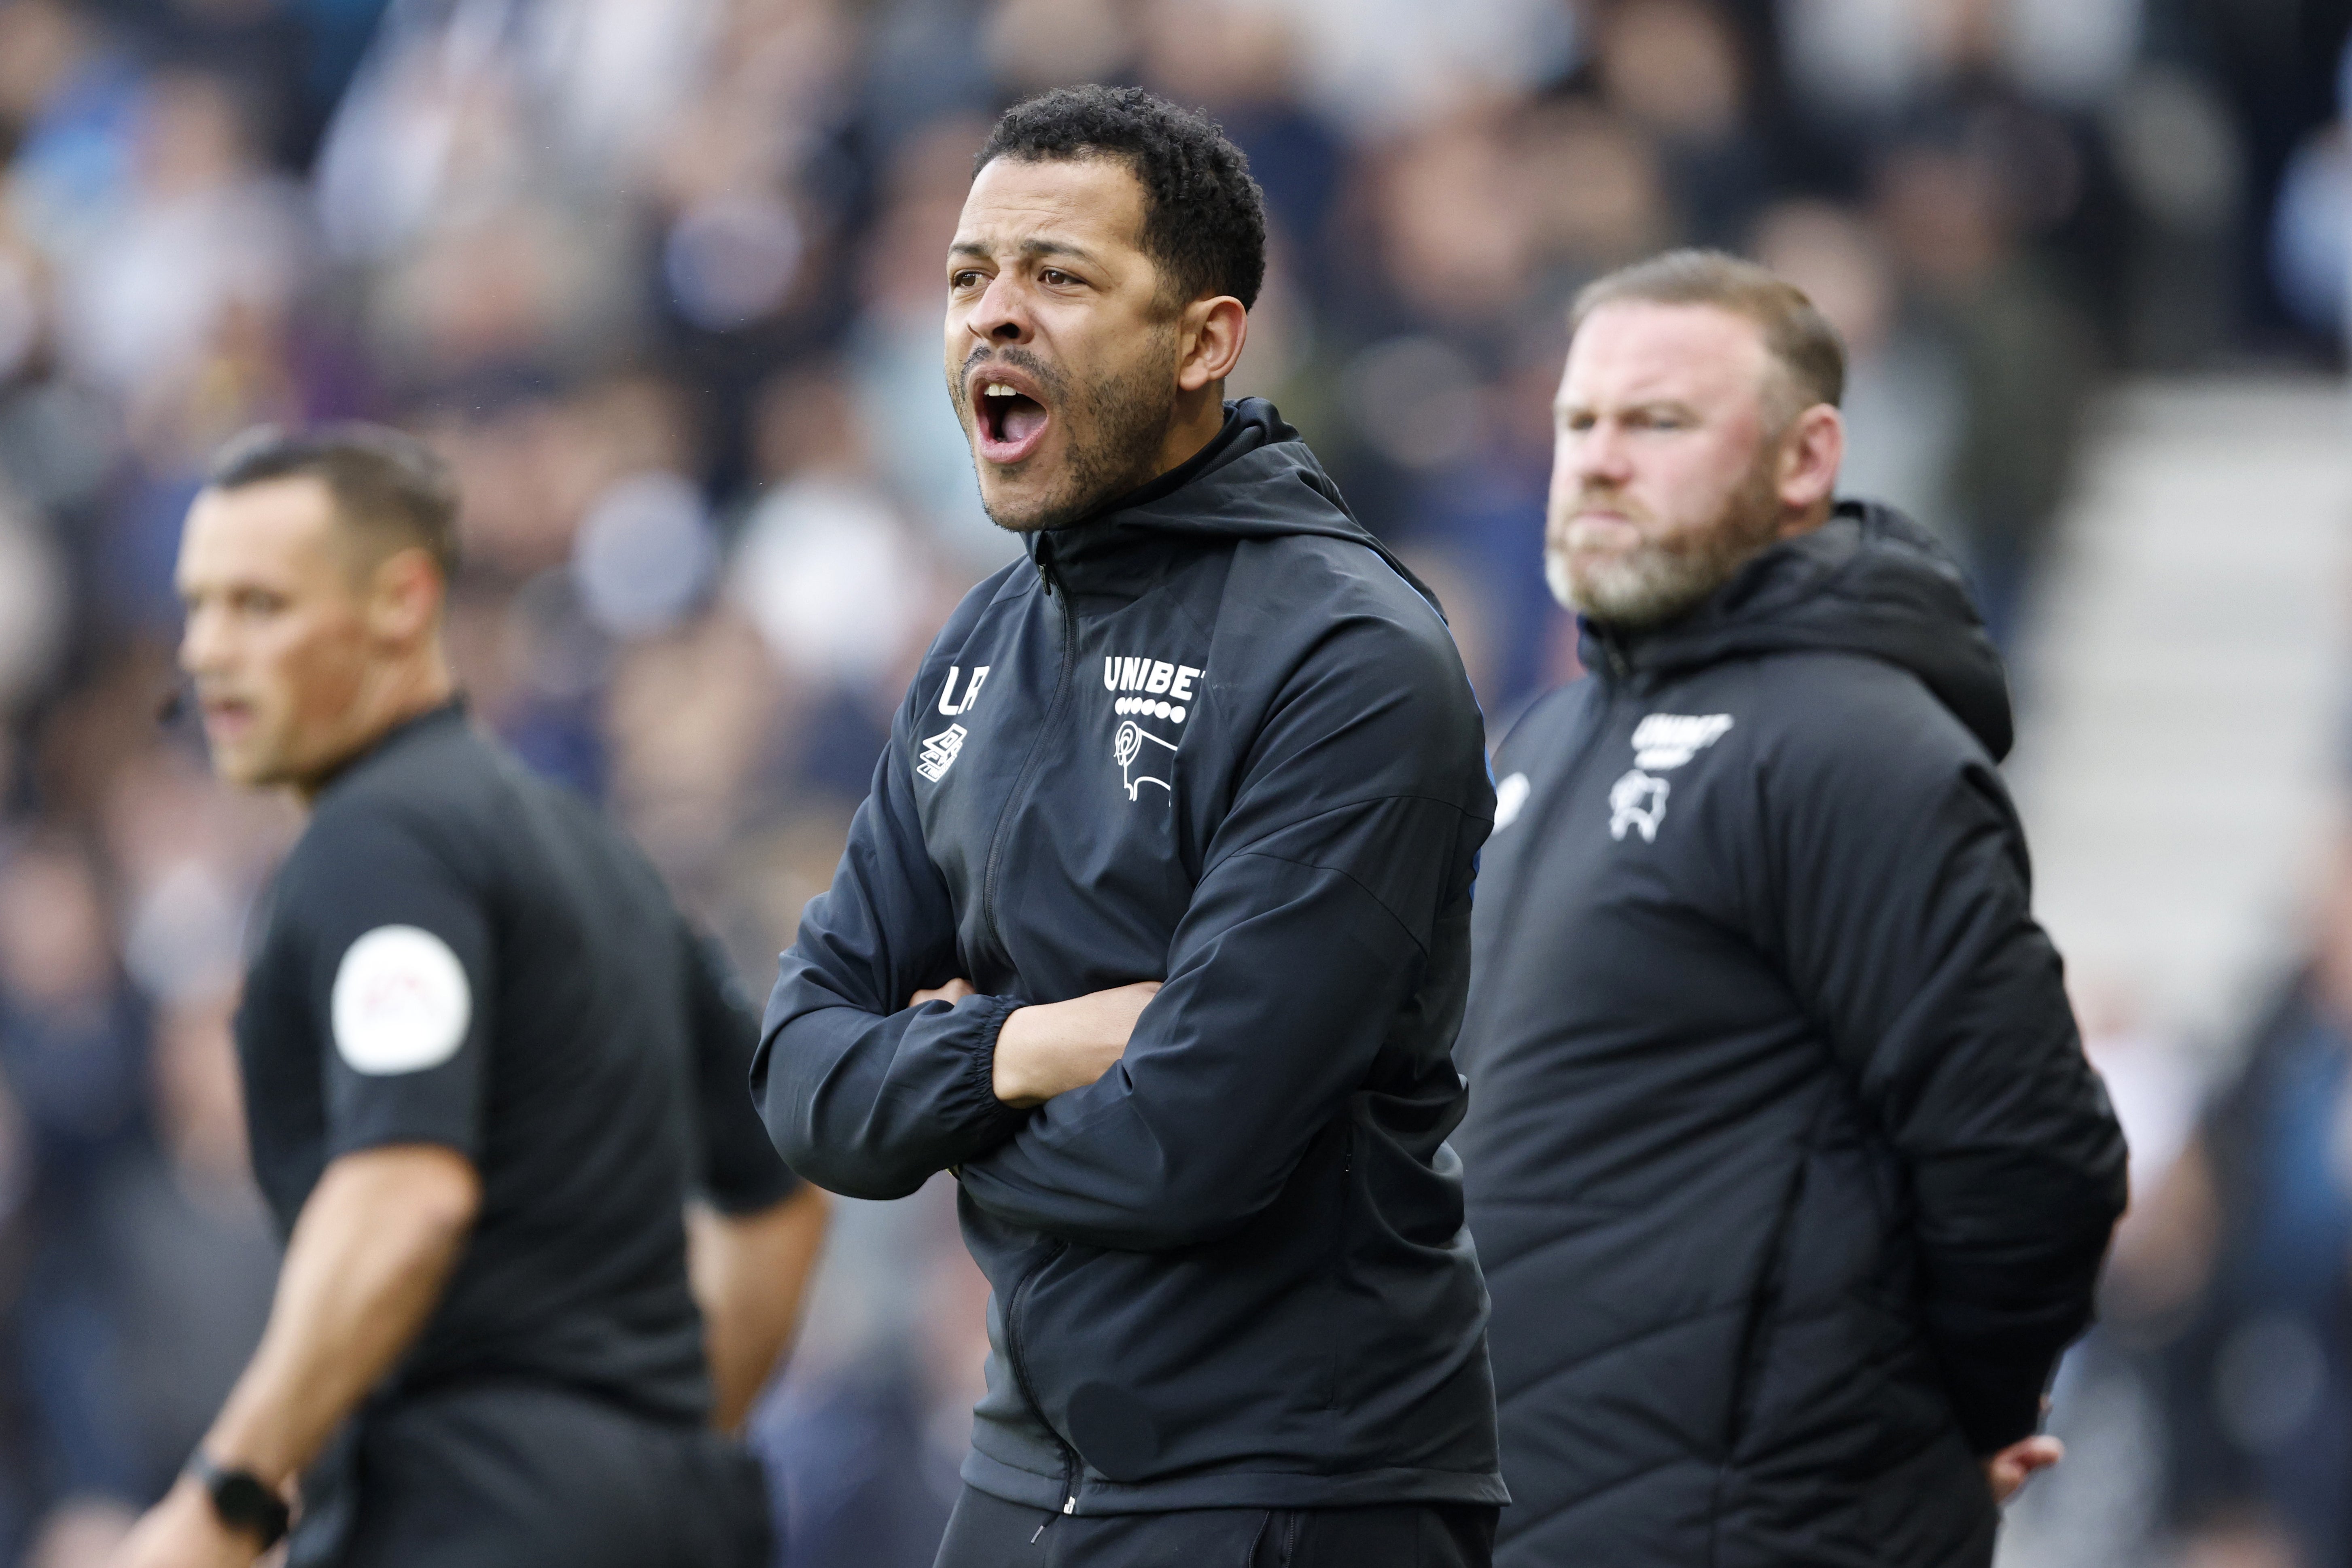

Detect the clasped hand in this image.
[908,979,1160,1108]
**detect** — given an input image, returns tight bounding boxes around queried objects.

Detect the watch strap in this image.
[186,1452,292,1550]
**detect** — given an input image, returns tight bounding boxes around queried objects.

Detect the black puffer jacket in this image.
[755,402,1503,1515]
[1452,501,2126,1566]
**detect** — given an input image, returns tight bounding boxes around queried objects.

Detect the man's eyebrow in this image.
[1018,238,1100,265]
[947,237,1105,266]
[1555,397,1702,417]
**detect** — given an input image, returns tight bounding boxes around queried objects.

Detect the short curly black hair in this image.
[975,85,1267,312]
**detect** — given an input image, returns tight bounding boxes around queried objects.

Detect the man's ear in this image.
[366,547,445,646]
[1176,296,1249,393]
[1777,403,1844,528]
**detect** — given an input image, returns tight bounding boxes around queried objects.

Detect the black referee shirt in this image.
[235,702,798,1425]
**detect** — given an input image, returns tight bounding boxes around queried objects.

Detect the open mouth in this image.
[974,376,1050,466]
[200,696,254,738]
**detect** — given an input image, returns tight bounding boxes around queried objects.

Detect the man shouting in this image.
[753,86,1504,1568]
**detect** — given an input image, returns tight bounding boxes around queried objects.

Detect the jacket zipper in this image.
[985,542,1083,1531]
[1480,662,1622,987]
[1035,534,1066,600]
[978,534,1079,971]
[1002,1242,1082,1518]
[1594,626,1633,682]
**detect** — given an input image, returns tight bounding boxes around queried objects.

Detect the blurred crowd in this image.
[0,0,2346,1564]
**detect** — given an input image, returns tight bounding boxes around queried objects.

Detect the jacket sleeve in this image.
[952,620,1489,1252]
[751,725,1030,1201]
[1766,674,2128,1455]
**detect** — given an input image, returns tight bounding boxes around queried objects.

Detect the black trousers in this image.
[933,1484,1497,1568]
[287,1381,771,1568]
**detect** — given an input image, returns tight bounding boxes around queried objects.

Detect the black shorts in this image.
[287,1381,771,1568]
[932,1484,1497,1568]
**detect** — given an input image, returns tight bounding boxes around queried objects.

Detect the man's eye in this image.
[1040,269,1074,286]
[950,270,982,289]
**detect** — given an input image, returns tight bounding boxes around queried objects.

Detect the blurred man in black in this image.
[1451,252,2127,1568]
[112,426,825,1568]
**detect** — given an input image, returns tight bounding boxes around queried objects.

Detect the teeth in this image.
[984,383,1018,397]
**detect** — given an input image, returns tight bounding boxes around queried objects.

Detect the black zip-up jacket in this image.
[753,401,1504,1515]
[1452,501,2126,1567]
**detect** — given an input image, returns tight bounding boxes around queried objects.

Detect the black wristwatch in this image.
[186,1452,291,1549]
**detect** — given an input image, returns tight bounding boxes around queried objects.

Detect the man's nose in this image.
[970,274,1033,345]
[179,604,227,675]
[1573,422,1633,483]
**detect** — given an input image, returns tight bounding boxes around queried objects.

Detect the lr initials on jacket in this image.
[939,665,991,715]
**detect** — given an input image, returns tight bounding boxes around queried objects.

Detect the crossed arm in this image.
[911,977,1160,1107]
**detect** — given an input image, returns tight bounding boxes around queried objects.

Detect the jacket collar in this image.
[1023,398,1446,619]
[1577,498,2013,759]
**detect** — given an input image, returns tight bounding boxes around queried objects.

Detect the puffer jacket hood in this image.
[1588,498,2013,761]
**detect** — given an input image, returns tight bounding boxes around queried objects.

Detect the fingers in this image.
[1985,1435,2064,1503]
[909,977,978,1008]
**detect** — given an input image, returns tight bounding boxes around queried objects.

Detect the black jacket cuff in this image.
[1944,1354,2052,1455]
[967,994,1031,1130]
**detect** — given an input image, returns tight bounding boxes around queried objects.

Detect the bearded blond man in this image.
[1450,250,2127,1568]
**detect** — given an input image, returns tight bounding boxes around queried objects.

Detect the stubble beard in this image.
[1545,455,1786,631]
[956,334,1181,534]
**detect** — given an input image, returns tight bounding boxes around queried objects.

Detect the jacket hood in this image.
[1030,398,1446,617]
[1589,499,2013,760]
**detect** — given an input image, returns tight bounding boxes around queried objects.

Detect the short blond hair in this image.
[1569,248,1846,418]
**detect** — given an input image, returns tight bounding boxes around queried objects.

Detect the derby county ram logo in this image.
[1608,769,1669,843]
[1113,720,1179,800]
[1605,712,1731,843]
[1103,652,1196,802]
